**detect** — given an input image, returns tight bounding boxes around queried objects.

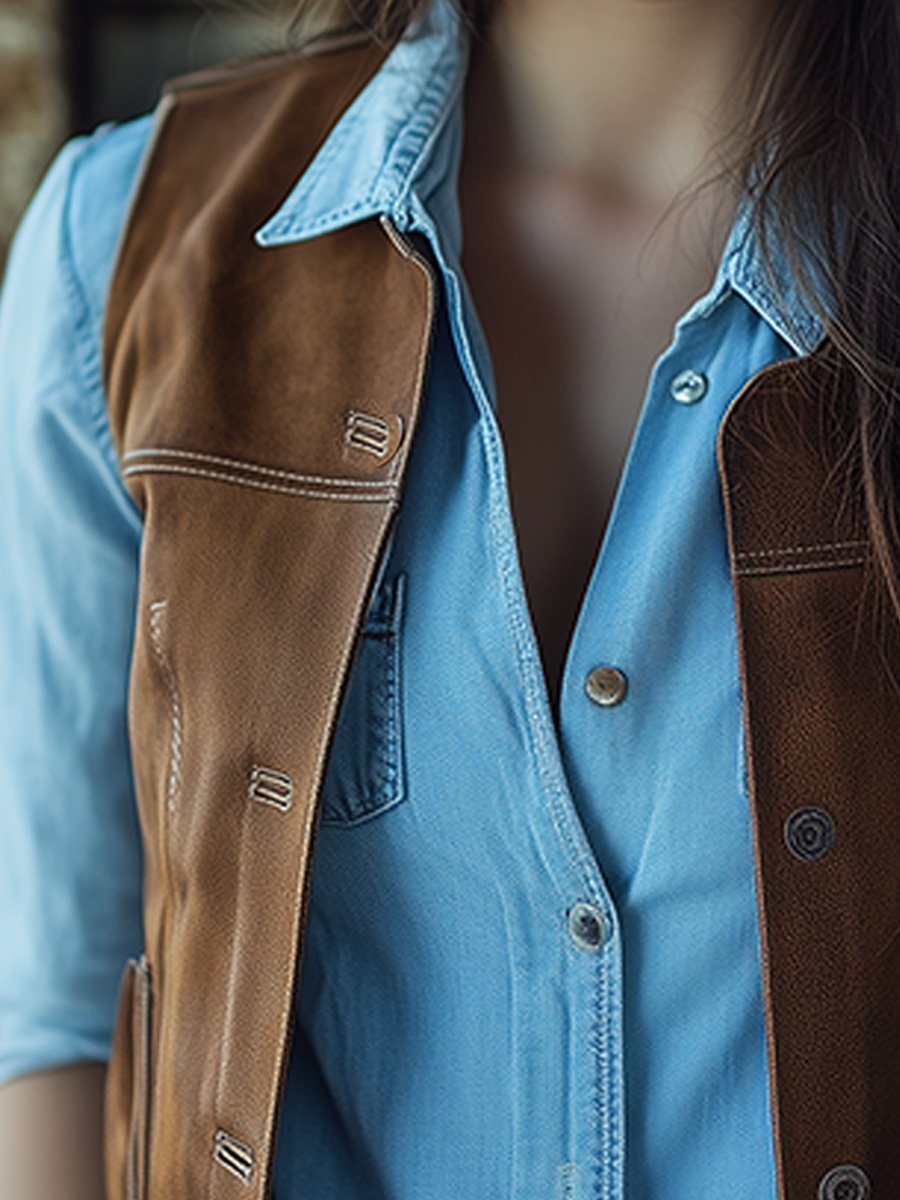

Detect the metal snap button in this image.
[585,665,628,707]
[567,902,609,951]
[670,368,708,404]
[784,806,835,861]
[818,1163,871,1200]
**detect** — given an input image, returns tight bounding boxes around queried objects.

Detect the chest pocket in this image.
[319,571,406,826]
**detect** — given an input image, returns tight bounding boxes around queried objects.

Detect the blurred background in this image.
[0,0,290,267]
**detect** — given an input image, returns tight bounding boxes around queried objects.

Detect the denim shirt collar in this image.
[253,0,464,246]
[254,0,827,356]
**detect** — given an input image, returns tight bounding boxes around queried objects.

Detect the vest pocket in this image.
[319,572,406,826]
[103,953,153,1200]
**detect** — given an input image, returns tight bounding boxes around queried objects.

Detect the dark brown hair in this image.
[291,0,900,661]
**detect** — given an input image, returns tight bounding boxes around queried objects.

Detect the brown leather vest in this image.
[99,36,900,1200]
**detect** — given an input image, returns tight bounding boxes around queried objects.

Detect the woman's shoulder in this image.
[65,112,156,260]
[6,111,157,361]
[5,34,392,376]
[22,39,385,332]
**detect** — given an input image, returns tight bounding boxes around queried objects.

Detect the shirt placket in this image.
[406,208,627,1200]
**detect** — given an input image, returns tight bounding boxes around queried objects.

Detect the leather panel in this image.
[100,41,437,1199]
[718,352,900,1198]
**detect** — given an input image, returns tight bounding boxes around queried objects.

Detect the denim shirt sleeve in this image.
[0,116,153,1086]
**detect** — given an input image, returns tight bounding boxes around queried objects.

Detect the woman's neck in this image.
[466,0,774,211]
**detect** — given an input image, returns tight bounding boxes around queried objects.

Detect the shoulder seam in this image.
[57,127,144,508]
[57,135,104,400]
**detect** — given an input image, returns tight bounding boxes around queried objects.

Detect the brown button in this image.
[585,665,628,707]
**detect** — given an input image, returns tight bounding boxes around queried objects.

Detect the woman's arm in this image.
[0,1062,106,1199]
[0,126,153,1187]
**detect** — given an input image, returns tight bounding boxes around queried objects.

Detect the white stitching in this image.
[736,555,867,576]
[123,462,397,502]
[736,538,868,560]
[148,601,182,813]
[121,446,391,489]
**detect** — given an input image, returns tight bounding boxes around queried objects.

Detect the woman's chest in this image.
[458,190,726,712]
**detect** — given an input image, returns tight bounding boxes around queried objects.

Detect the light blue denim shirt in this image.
[0,1,827,1196]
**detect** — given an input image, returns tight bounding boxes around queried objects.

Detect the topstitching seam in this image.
[736,538,867,560]
[122,462,397,502]
[147,600,182,813]
[122,446,393,489]
[736,555,867,576]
